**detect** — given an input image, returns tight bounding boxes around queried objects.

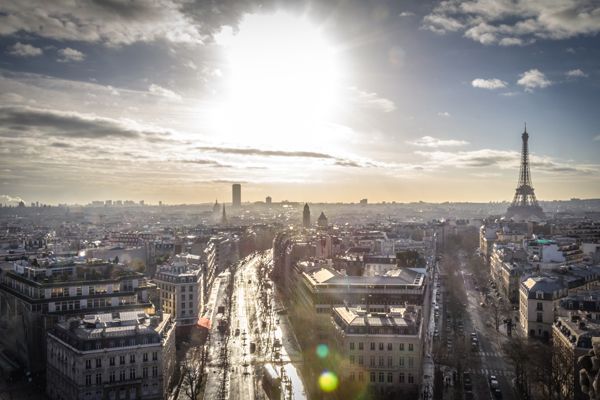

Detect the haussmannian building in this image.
[331,305,423,397]
[46,311,175,400]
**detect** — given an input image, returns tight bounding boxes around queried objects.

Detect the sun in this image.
[214,11,340,148]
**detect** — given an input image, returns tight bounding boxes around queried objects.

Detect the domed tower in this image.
[302,203,311,228]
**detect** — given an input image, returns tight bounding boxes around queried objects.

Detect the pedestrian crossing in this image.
[465,368,515,378]
[472,351,503,358]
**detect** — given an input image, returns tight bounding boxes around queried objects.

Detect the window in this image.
[399,356,404,367]
[388,356,393,368]
[152,352,158,361]
[109,371,115,383]
[86,359,91,370]
[370,342,375,351]
[378,356,384,367]
[130,354,135,363]
[399,373,405,383]
[358,356,364,366]
[189,294,193,300]
[181,294,185,300]
[370,372,376,383]
[119,356,125,365]
[181,286,186,292]
[408,374,414,384]
[358,342,364,350]
[379,372,384,383]
[129,368,136,379]
[96,358,101,368]
[349,342,355,350]
[119,370,126,381]
[109,357,115,366]
[96,373,102,385]
[143,367,148,378]
[358,372,364,382]
[85,375,91,386]
[152,366,158,378]
[369,356,375,367]
[387,343,392,351]
[350,355,355,364]
[408,343,414,351]
[143,353,148,362]
[537,312,543,322]
[379,342,384,351]
[408,357,414,368]
[537,302,543,311]
[399,343,404,351]
[350,372,355,381]
[387,372,393,383]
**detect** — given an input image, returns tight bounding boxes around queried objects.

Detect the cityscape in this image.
[1,1,600,400]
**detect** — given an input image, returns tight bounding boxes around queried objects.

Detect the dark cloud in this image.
[177,158,231,168]
[0,106,172,141]
[334,160,362,167]
[49,142,73,148]
[197,145,336,159]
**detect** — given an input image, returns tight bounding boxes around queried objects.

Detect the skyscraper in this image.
[232,183,241,208]
[303,203,311,228]
[506,124,545,221]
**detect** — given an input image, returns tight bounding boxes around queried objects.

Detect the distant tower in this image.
[221,204,228,225]
[232,184,241,208]
[265,196,272,206]
[506,124,545,221]
[212,199,220,214]
[317,211,328,228]
[302,203,311,228]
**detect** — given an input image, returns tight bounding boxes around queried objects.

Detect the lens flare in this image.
[316,344,329,359]
[319,371,339,392]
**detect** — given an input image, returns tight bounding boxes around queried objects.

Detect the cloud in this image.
[399,12,415,17]
[416,148,598,175]
[0,106,172,141]
[8,42,42,57]
[408,136,468,148]
[517,69,551,91]
[57,47,85,62]
[334,160,362,168]
[566,69,588,78]
[175,159,230,168]
[148,84,182,101]
[472,78,508,90]
[0,0,204,46]
[349,87,396,113]
[0,194,25,204]
[422,0,600,46]
[437,111,451,118]
[50,142,73,148]
[197,146,336,159]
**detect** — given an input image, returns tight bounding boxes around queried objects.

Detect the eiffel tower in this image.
[505,124,545,221]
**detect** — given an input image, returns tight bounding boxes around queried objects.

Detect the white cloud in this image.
[399,12,415,17]
[409,136,468,148]
[349,87,396,113]
[0,1,203,46]
[472,78,508,90]
[422,0,600,46]
[57,47,85,62]
[437,111,451,118]
[8,42,42,57]
[517,69,551,91]
[566,69,588,78]
[184,61,197,70]
[0,194,25,204]
[148,84,182,101]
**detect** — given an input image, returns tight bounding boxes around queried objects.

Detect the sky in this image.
[0,0,599,205]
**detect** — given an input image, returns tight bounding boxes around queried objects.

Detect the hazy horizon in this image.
[1,1,599,205]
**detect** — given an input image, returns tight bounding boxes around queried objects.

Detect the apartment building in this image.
[0,258,153,373]
[46,311,175,400]
[331,305,423,397]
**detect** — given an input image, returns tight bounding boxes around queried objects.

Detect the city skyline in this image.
[1,0,599,205]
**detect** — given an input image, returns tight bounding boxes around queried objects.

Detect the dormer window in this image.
[536,291,544,300]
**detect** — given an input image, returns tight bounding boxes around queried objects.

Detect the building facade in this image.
[46,311,175,400]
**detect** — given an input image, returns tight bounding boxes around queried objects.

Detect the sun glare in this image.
[214,12,340,148]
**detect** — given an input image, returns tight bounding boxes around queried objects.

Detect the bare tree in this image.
[181,346,205,400]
